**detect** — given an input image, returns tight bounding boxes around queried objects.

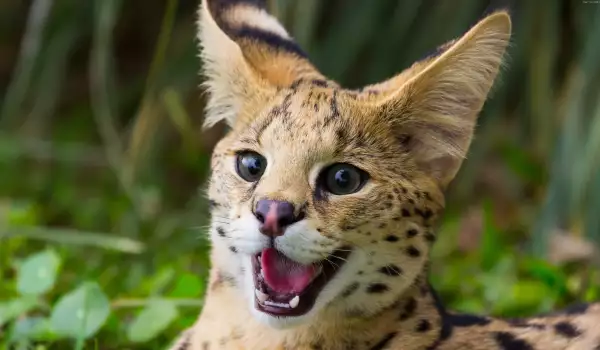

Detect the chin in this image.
[250,306,312,329]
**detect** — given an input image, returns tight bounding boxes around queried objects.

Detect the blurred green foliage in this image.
[1,0,600,348]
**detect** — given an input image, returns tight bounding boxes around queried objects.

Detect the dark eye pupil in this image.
[244,156,262,175]
[334,170,351,188]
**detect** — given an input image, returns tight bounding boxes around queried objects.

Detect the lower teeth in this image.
[265,300,290,308]
[255,289,300,309]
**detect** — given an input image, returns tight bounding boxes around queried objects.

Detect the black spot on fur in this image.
[423,209,433,220]
[341,282,360,298]
[406,246,421,257]
[399,298,417,320]
[406,229,419,238]
[494,332,534,350]
[229,246,238,253]
[370,332,397,350]
[367,283,389,294]
[416,319,432,332]
[424,232,436,242]
[447,313,491,327]
[507,318,545,329]
[312,79,328,87]
[217,227,227,237]
[401,208,411,217]
[209,200,219,209]
[554,321,581,338]
[202,341,210,350]
[385,235,399,242]
[379,264,403,277]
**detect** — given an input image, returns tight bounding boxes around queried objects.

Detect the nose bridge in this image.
[254,160,308,211]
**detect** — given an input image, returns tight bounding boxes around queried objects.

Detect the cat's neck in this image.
[196,268,446,349]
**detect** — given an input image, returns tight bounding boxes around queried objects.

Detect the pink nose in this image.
[254,200,302,237]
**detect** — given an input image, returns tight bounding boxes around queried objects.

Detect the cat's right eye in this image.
[235,151,267,182]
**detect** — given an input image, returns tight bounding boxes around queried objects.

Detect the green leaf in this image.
[16,249,61,296]
[169,273,204,298]
[143,266,175,296]
[492,280,553,317]
[50,282,111,339]
[9,316,56,343]
[0,296,41,327]
[520,257,568,296]
[5,200,40,226]
[127,299,179,343]
[450,298,486,315]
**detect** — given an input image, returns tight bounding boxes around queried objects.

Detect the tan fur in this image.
[169,1,600,349]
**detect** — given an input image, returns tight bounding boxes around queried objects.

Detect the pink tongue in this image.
[261,248,318,294]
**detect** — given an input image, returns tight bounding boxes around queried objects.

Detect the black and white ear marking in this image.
[198,0,325,128]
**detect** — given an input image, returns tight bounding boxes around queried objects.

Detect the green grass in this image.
[1,0,600,348]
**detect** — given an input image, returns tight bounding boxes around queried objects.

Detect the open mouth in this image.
[251,247,351,317]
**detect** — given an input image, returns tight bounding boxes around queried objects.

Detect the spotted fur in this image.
[168,1,600,349]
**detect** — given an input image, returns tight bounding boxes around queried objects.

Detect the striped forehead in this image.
[246,83,343,145]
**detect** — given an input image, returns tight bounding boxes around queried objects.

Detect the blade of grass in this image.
[0,133,107,166]
[0,226,145,253]
[531,3,600,255]
[162,87,197,152]
[111,298,203,308]
[0,0,54,129]
[89,0,145,222]
[125,0,179,185]
[22,16,80,137]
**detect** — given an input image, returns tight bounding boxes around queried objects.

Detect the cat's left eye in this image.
[319,163,368,195]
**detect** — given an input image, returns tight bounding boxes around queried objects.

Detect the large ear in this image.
[198,0,325,127]
[364,11,511,188]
